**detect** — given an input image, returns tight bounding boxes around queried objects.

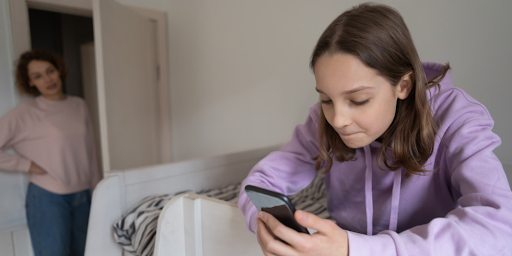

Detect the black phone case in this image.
[245,185,310,234]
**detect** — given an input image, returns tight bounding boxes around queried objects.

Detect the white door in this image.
[92,0,160,172]
[80,42,104,174]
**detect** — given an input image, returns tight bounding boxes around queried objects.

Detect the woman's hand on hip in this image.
[29,162,47,175]
[256,210,349,256]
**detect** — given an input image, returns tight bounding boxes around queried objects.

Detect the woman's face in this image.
[27,60,63,99]
[314,54,412,149]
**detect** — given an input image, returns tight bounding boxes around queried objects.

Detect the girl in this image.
[238,3,512,256]
[0,49,102,256]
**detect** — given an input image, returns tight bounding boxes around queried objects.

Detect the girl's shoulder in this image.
[430,86,491,123]
[429,85,493,144]
[422,65,495,150]
[423,62,491,124]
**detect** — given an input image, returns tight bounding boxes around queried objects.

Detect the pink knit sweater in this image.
[0,95,102,194]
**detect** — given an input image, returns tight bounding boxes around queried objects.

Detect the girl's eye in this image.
[32,75,41,80]
[352,99,369,106]
[320,99,332,104]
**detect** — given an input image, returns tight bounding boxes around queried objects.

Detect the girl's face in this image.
[27,60,64,99]
[314,54,412,149]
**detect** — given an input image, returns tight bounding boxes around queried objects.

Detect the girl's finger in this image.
[258,220,279,256]
[257,218,269,248]
[258,218,285,254]
[294,210,334,235]
[258,212,304,255]
[259,211,300,241]
[258,218,298,256]
[258,219,281,256]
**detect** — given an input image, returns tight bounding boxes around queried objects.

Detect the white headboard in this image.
[85,144,280,256]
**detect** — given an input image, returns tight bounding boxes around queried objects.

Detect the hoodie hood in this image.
[363,62,450,235]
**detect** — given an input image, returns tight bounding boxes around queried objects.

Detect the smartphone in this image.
[245,185,310,234]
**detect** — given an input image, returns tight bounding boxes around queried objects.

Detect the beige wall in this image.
[2,0,512,172]
[117,0,512,174]
[0,0,30,230]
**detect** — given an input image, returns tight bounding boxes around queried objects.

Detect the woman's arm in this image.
[0,109,31,172]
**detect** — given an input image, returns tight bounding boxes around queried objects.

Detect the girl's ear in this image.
[396,72,413,100]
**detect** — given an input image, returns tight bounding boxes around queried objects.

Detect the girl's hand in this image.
[29,162,47,175]
[257,210,349,256]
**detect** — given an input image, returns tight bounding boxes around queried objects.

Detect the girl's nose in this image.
[331,105,352,129]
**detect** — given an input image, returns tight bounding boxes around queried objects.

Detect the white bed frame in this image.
[84,145,280,256]
[154,193,263,256]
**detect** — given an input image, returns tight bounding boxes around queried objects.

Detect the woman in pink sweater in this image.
[0,49,102,256]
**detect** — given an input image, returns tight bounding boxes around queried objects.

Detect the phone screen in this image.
[245,185,309,234]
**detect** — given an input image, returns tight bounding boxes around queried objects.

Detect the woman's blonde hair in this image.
[310,3,450,177]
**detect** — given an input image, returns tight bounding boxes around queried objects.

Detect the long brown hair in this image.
[310,3,450,177]
[15,49,68,97]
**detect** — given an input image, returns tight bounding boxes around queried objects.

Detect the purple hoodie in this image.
[238,62,512,255]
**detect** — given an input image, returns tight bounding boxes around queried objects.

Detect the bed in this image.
[84,144,281,256]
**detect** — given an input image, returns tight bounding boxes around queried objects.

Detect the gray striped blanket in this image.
[113,174,329,256]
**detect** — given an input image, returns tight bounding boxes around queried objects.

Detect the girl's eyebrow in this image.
[315,86,373,95]
[315,88,326,94]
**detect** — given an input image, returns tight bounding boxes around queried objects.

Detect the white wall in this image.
[116,0,512,181]
[0,0,30,231]
[0,0,33,253]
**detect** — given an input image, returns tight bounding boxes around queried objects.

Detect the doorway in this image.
[28,8,93,98]
[27,7,106,172]
[10,0,172,174]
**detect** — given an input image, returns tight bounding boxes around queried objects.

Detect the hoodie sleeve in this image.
[0,108,32,172]
[238,104,322,233]
[347,89,512,256]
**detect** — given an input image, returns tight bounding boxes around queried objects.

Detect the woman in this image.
[0,49,102,256]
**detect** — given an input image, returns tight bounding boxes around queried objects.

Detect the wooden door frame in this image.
[8,0,173,166]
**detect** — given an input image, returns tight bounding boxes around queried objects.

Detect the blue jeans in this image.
[26,183,91,256]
